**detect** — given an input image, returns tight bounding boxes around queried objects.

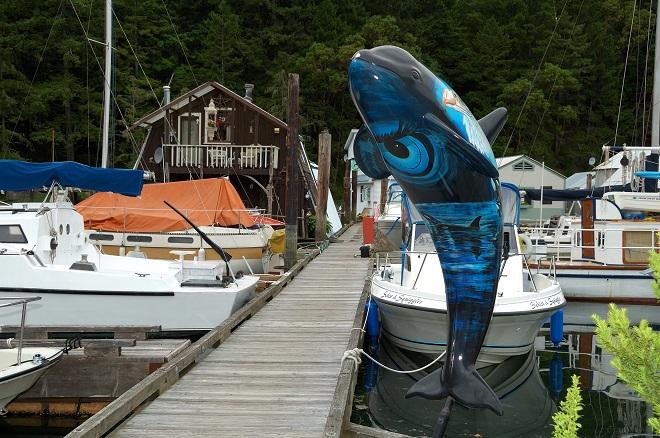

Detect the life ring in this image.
[518,233,533,255]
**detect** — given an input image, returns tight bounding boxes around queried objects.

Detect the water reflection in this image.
[353,332,656,437]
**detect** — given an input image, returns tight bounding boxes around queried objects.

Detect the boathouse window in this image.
[513,161,534,171]
[89,233,114,242]
[622,231,656,264]
[0,224,27,244]
[127,235,152,243]
[360,185,371,203]
[168,236,195,244]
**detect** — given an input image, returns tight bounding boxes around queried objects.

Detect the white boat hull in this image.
[0,281,256,331]
[0,347,63,410]
[371,271,565,364]
[553,268,655,303]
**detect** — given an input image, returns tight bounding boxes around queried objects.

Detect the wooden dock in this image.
[69,224,370,437]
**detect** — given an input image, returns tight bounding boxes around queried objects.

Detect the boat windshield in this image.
[388,191,403,204]
[412,224,435,252]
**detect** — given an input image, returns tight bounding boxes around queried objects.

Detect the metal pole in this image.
[652,0,660,149]
[17,301,26,365]
[101,0,112,168]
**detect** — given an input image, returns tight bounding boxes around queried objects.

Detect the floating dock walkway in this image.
[69,224,371,437]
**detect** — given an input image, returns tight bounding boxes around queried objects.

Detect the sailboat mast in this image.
[652,0,660,149]
[101,0,112,168]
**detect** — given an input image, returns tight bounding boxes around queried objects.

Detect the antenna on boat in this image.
[163,201,234,277]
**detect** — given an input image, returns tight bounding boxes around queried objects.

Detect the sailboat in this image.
[521,4,660,308]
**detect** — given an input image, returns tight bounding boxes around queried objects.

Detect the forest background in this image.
[0,0,657,198]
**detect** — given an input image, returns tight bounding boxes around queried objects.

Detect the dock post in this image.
[316,129,331,241]
[379,178,388,214]
[284,73,300,271]
[343,159,351,223]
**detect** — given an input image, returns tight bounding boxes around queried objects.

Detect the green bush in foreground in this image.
[592,304,660,433]
[552,374,583,438]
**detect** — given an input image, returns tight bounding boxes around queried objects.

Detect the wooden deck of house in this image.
[69,224,370,437]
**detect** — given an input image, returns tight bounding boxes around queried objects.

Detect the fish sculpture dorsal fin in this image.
[353,126,391,179]
[478,107,508,145]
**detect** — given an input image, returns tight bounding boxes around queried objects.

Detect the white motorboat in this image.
[0,297,63,412]
[371,183,566,364]
[0,161,258,331]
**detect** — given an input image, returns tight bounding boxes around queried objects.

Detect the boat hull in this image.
[0,279,257,331]
[531,264,657,304]
[0,348,63,411]
[371,275,565,364]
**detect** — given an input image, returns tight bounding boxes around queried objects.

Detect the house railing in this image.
[163,144,279,170]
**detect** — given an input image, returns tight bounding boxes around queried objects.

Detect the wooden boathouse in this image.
[130,82,316,221]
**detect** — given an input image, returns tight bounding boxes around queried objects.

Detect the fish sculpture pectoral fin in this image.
[353,126,391,179]
[478,107,508,145]
[405,366,503,416]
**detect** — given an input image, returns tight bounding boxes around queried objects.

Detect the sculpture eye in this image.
[384,139,409,159]
[381,134,432,177]
[412,70,421,80]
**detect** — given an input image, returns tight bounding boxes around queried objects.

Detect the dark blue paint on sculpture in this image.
[348,45,508,415]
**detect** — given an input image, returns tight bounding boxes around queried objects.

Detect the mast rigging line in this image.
[111,8,161,108]
[614,0,639,149]
[517,0,586,188]
[500,0,569,159]
[67,0,148,171]
[7,0,65,150]
[160,0,203,104]
[641,0,654,147]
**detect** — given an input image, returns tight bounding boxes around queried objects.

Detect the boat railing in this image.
[525,225,660,263]
[0,296,41,365]
[533,255,557,282]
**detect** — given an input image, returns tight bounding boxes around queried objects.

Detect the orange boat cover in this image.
[76,178,255,232]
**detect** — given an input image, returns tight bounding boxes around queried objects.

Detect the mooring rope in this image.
[342,347,447,374]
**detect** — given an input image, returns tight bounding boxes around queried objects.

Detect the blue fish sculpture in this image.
[348,45,508,414]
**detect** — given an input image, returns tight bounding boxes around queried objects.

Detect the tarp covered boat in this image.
[76,178,256,231]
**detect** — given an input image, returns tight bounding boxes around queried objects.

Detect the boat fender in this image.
[550,309,564,346]
[365,298,380,346]
[549,353,563,397]
[198,247,206,261]
[518,233,533,255]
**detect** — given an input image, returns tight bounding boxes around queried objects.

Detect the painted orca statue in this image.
[348,45,508,415]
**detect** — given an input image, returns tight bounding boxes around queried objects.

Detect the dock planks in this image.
[109,225,369,437]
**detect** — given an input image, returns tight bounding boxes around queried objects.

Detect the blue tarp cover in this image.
[0,160,143,196]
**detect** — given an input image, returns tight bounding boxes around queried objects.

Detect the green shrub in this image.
[552,374,583,438]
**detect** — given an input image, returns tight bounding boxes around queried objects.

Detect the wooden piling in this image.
[343,160,351,223]
[285,73,300,270]
[379,178,388,215]
[316,129,331,241]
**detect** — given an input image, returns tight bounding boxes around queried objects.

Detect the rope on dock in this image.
[342,347,446,374]
[343,291,447,374]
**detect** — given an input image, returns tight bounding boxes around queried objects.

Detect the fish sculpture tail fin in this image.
[405,366,503,416]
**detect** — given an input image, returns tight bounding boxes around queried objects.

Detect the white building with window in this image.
[496,155,566,224]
